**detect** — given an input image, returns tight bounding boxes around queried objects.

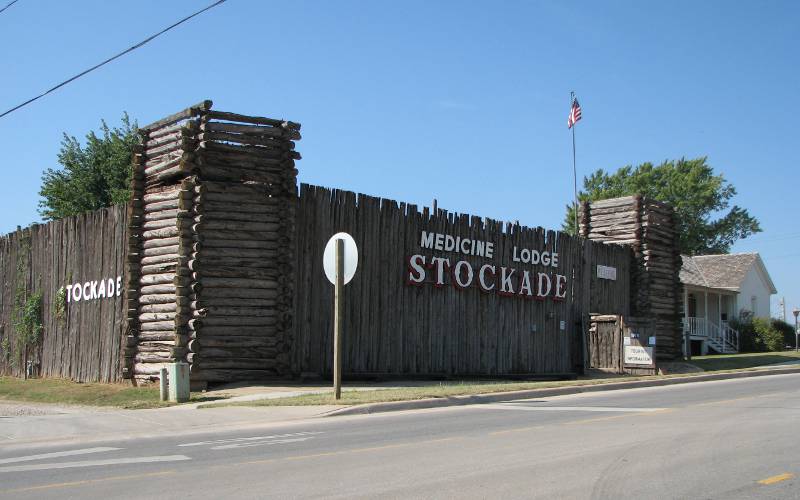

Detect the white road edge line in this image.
[211,437,314,450]
[0,455,191,473]
[179,431,323,447]
[477,405,666,412]
[0,447,122,465]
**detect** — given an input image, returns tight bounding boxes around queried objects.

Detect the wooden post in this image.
[333,238,344,400]
[159,368,168,401]
[684,287,690,359]
[718,294,723,345]
[703,290,709,355]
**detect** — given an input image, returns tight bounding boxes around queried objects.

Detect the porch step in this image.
[707,338,737,354]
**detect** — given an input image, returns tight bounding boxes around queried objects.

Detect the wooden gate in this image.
[588,314,658,375]
[588,315,623,373]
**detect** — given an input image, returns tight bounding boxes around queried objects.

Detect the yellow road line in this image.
[1,470,176,494]
[489,408,674,435]
[489,424,548,436]
[692,391,789,407]
[758,473,794,485]
[561,408,675,426]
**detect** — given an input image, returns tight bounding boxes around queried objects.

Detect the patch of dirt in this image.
[657,362,704,375]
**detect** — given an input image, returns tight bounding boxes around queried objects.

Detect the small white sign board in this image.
[323,232,359,285]
[624,345,654,366]
[597,265,617,281]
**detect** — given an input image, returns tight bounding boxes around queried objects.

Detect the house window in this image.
[688,294,697,317]
[751,296,757,317]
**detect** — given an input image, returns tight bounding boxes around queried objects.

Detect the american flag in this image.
[567,97,582,128]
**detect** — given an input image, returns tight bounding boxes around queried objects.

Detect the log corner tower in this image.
[579,196,684,360]
[123,101,300,388]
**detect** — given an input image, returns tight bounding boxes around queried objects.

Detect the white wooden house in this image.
[680,253,777,355]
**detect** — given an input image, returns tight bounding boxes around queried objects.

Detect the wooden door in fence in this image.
[588,315,623,373]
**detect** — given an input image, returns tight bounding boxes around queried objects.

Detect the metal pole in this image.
[333,238,344,400]
[571,92,579,235]
[780,297,786,322]
[795,314,798,353]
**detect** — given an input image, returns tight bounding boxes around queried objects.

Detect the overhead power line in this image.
[0,0,227,119]
[0,0,19,15]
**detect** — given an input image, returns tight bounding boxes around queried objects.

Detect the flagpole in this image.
[571,91,578,235]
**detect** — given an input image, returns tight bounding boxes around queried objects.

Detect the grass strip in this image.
[0,377,218,409]
[688,351,800,371]
[4,352,798,410]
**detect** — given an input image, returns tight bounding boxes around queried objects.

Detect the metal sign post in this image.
[333,239,344,400]
[323,232,358,401]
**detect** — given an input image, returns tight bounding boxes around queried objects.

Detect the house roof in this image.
[679,256,709,288]
[680,253,777,294]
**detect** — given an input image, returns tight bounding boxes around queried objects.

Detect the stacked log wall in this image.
[579,196,683,359]
[125,102,208,383]
[127,101,300,385]
[0,206,127,382]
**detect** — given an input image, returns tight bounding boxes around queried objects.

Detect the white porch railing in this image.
[719,322,739,352]
[683,317,739,353]
[685,317,707,338]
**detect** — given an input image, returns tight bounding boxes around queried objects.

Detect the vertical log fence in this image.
[0,206,127,382]
[293,184,633,378]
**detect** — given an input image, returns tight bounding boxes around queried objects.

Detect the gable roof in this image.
[680,253,777,294]
[679,256,709,288]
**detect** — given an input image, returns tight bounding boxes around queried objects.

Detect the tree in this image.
[563,157,761,255]
[39,114,138,220]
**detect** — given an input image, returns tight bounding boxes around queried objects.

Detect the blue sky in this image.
[1,0,798,317]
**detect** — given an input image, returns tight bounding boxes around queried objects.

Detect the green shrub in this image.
[771,319,796,349]
[754,318,784,351]
[54,286,67,324]
[13,291,43,353]
[733,318,785,352]
[0,336,9,362]
[731,319,757,352]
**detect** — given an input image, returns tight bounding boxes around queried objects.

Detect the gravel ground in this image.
[0,401,70,417]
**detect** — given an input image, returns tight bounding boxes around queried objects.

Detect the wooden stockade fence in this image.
[1,101,685,386]
[0,206,127,382]
[580,196,683,359]
[293,184,633,378]
[126,100,300,386]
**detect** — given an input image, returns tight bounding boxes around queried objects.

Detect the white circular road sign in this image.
[323,232,358,285]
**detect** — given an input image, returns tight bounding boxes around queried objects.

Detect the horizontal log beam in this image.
[206,110,299,130]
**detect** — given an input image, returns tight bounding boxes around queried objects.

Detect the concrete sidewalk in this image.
[193,379,448,407]
[0,381,440,449]
[326,364,800,417]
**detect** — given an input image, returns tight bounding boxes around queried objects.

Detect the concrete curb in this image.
[323,366,800,417]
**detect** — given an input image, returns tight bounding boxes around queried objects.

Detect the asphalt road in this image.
[1,373,799,499]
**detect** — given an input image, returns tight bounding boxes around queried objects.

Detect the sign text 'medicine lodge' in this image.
[419,231,559,267]
[408,231,568,301]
